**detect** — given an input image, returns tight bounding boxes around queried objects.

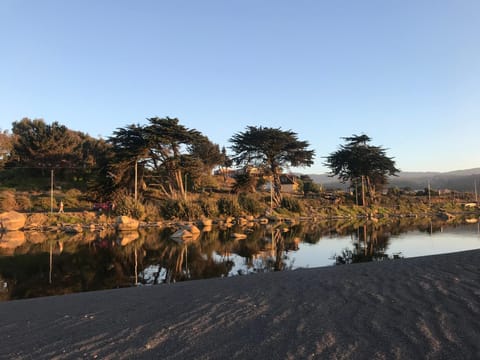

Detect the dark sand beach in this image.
[1,249,479,359]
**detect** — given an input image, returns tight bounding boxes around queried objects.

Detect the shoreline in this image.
[1,249,479,359]
[8,208,480,233]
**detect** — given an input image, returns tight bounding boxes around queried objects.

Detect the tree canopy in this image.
[5,118,109,190]
[107,117,223,199]
[229,126,315,205]
[0,129,12,169]
[324,134,399,204]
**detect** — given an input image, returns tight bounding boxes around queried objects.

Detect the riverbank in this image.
[1,249,479,359]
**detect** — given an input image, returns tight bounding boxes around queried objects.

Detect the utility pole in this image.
[134,160,138,202]
[428,180,431,209]
[361,175,366,207]
[50,169,54,214]
[475,179,478,205]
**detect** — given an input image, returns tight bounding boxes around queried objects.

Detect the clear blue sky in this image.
[1,0,479,174]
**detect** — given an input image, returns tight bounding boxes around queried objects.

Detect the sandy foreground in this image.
[0,250,479,359]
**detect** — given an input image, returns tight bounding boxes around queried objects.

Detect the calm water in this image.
[0,219,479,301]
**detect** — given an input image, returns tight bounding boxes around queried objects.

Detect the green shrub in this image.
[15,193,32,212]
[217,197,241,216]
[114,194,145,220]
[143,202,160,222]
[198,197,219,218]
[63,188,83,209]
[159,199,203,220]
[238,193,265,215]
[160,199,185,219]
[57,214,82,224]
[32,196,53,212]
[281,196,303,213]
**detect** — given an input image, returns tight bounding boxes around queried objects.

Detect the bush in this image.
[15,193,32,212]
[159,199,203,220]
[63,188,83,209]
[238,193,265,215]
[32,196,53,212]
[57,214,82,224]
[198,197,219,218]
[113,194,145,220]
[217,197,241,216]
[281,196,303,213]
[143,202,160,222]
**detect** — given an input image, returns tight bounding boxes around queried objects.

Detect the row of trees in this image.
[0,117,399,206]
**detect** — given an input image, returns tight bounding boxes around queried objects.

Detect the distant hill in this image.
[304,168,480,192]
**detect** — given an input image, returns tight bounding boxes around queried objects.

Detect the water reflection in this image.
[0,218,479,301]
[334,223,398,264]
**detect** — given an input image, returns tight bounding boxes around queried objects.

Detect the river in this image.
[0,218,479,301]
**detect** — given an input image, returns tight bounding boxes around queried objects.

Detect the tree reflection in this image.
[334,222,399,264]
[0,218,475,300]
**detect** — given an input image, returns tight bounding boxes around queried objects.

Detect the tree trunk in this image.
[174,169,186,200]
[272,173,282,206]
[366,176,376,204]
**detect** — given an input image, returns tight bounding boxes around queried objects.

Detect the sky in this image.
[1,0,479,174]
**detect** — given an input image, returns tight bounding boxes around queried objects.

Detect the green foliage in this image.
[229,126,315,204]
[232,171,258,193]
[325,134,399,206]
[32,196,52,212]
[57,214,83,224]
[216,197,241,216]
[325,134,399,187]
[113,194,145,220]
[198,197,219,218]
[63,189,83,209]
[159,199,203,220]
[0,129,12,169]
[9,118,107,175]
[15,193,32,211]
[280,196,303,213]
[108,117,223,200]
[143,202,160,222]
[299,176,322,194]
[238,193,265,215]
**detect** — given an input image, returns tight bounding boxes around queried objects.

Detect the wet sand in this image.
[1,249,479,359]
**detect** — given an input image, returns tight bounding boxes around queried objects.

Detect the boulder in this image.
[118,231,140,246]
[170,228,200,242]
[116,216,140,231]
[0,231,26,248]
[231,232,247,239]
[62,224,83,234]
[24,213,49,229]
[200,218,213,227]
[25,231,48,244]
[0,211,26,231]
[202,225,212,232]
[0,231,26,255]
[170,229,193,239]
[184,224,201,234]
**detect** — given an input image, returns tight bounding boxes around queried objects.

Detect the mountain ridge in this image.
[302,168,480,192]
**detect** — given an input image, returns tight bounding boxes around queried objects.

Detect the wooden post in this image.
[428,181,431,209]
[475,180,478,205]
[134,160,138,202]
[361,175,366,207]
[50,169,54,214]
